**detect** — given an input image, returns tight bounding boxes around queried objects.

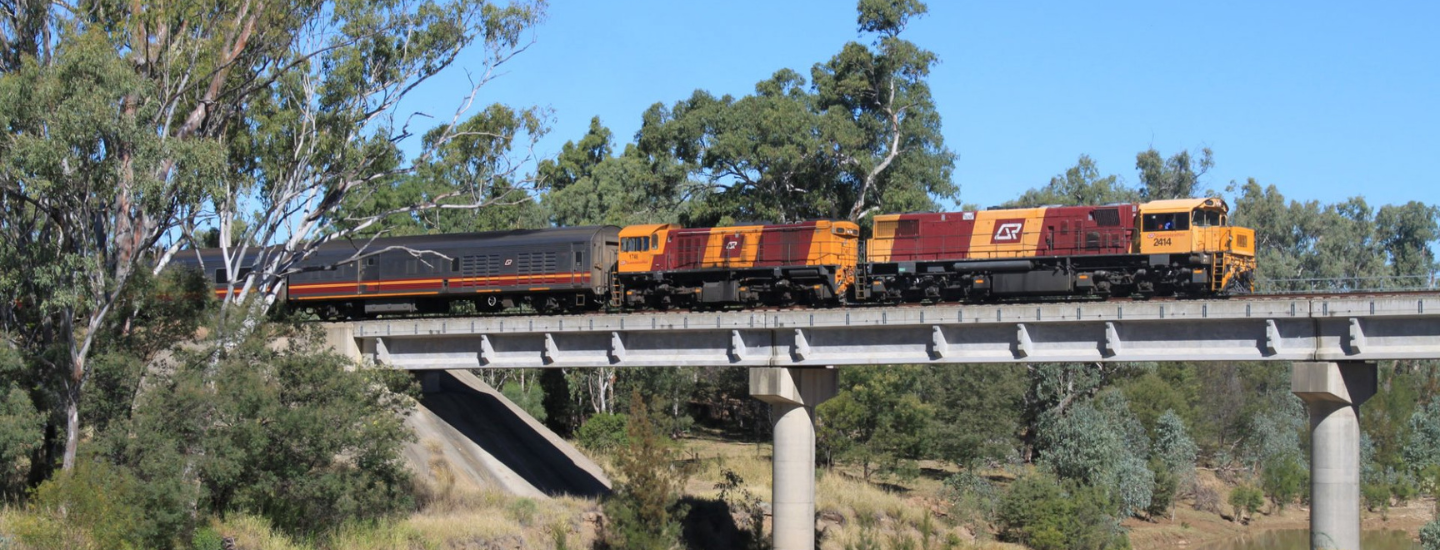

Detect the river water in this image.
[1194,529,1419,550]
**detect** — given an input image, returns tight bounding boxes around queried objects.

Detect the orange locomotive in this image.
[860,197,1256,302]
[615,220,861,309]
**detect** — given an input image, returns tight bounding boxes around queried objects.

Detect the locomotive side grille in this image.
[516,252,558,274]
[460,255,501,286]
[1237,234,1249,249]
[1093,208,1121,227]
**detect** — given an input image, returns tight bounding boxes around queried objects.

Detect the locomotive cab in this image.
[618,224,671,273]
[1137,198,1256,293]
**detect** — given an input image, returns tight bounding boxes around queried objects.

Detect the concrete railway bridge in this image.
[324,294,1440,550]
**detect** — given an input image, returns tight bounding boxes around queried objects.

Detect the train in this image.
[173,197,1257,319]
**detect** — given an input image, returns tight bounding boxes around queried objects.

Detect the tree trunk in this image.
[62,385,80,471]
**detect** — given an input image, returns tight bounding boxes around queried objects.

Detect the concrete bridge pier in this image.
[750,367,838,550]
[1291,361,1376,550]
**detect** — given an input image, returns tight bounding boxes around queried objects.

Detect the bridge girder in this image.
[330,295,1440,369]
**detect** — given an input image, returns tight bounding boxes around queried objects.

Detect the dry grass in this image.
[209,515,308,550]
[674,436,999,550]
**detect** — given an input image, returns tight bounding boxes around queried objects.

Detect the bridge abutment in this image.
[1291,361,1376,550]
[750,367,838,550]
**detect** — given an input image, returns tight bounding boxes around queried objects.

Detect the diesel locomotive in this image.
[175,197,1256,319]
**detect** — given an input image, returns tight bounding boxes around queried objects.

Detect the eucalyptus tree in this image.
[0,0,546,470]
[540,117,694,228]
[1136,147,1214,200]
[1003,155,1138,208]
[633,0,956,226]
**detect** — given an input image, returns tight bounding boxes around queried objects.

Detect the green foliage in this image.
[1260,455,1306,511]
[1136,148,1214,200]
[577,412,629,452]
[630,0,955,227]
[501,379,547,423]
[996,473,1130,550]
[1405,400,1440,471]
[190,526,224,550]
[618,367,698,438]
[59,323,420,546]
[917,364,1026,467]
[1036,390,1154,517]
[1146,459,1178,519]
[1421,520,1440,550]
[1362,481,1392,514]
[1231,181,1438,290]
[541,368,575,437]
[1004,155,1139,208]
[342,103,551,236]
[19,456,147,550]
[818,366,934,480]
[538,118,692,228]
[943,471,1001,531]
[1227,485,1264,523]
[0,377,43,498]
[1120,373,1191,436]
[1152,409,1198,475]
[604,391,686,550]
[1362,363,1429,497]
[714,468,767,550]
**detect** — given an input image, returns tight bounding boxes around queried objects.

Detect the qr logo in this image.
[992,220,1025,242]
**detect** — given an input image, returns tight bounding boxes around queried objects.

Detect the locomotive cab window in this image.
[1191,209,1223,227]
[622,236,651,252]
[1142,213,1189,232]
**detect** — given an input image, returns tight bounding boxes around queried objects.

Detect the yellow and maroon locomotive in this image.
[862,197,1256,301]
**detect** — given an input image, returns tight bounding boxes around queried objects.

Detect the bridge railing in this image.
[1255,275,1438,294]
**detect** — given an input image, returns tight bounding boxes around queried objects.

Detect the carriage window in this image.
[1142,213,1189,231]
[574,250,583,265]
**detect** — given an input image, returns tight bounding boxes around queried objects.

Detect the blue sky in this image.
[405,0,1439,212]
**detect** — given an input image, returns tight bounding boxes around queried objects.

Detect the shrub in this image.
[501,379,547,423]
[1147,459,1178,519]
[1362,482,1392,514]
[0,382,43,498]
[997,473,1129,550]
[1193,483,1222,514]
[1261,455,1306,512]
[943,471,1001,530]
[577,412,629,451]
[1421,520,1440,550]
[603,392,686,550]
[19,457,148,550]
[1228,485,1264,523]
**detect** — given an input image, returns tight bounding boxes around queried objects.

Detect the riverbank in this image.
[1122,471,1431,550]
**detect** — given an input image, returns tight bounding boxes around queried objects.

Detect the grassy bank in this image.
[3,433,1430,549]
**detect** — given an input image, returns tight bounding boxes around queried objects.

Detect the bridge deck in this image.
[330,295,1440,369]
